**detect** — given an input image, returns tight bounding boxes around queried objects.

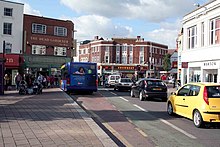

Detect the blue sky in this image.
[12,0,209,48]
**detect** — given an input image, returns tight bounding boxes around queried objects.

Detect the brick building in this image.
[23,14,74,76]
[79,36,168,78]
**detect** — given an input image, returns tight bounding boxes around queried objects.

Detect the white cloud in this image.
[60,0,200,22]
[23,3,41,16]
[145,20,181,48]
[62,15,133,41]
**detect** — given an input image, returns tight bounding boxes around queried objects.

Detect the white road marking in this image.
[110,92,117,95]
[132,104,196,139]
[119,97,129,102]
[159,119,197,139]
[133,104,148,112]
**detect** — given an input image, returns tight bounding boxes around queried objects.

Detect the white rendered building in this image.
[0,0,24,54]
[180,0,220,84]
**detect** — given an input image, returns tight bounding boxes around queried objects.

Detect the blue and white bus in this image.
[60,62,98,94]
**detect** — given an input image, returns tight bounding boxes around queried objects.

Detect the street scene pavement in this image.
[0,88,117,147]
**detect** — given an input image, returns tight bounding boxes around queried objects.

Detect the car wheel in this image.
[130,89,135,97]
[193,110,204,128]
[167,102,174,115]
[139,91,144,101]
[114,87,116,91]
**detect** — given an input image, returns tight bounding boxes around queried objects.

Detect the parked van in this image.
[104,75,121,87]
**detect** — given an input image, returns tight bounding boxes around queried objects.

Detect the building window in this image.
[32,45,46,55]
[201,22,204,47]
[129,46,133,64]
[116,46,120,63]
[4,8,13,16]
[3,23,12,35]
[54,47,67,56]
[187,25,197,49]
[105,46,109,63]
[139,46,144,64]
[5,42,12,53]
[122,45,127,64]
[210,18,220,45]
[32,23,46,34]
[54,26,67,36]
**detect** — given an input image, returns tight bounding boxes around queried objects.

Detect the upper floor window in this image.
[187,25,197,49]
[54,47,67,56]
[3,23,12,35]
[116,46,120,63]
[201,22,204,47]
[54,26,67,36]
[5,42,12,53]
[32,23,46,34]
[210,18,220,45]
[4,8,13,16]
[32,45,46,55]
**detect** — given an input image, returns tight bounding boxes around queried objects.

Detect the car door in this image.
[175,85,191,116]
[132,80,142,97]
[184,85,201,118]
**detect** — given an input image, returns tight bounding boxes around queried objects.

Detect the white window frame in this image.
[139,46,144,64]
[32,23,46,34]
[105,46,109,63]
[187,25,197,49]
[32,45,46,55]
[210,18,220,45]
[54,46,67,56]
[122,45,127,64]
[4,8,13,16]
[116,46,120,63]
[54,26,67,36]
[5,42,12,53]
[129,46,133,64]
[3,23,12,35]
[201,22,204,47]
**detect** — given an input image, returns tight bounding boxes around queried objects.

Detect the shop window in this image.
[32,45,46,55]
[54,47,67,56]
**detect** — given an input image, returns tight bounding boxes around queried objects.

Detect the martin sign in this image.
[202,61,218,69]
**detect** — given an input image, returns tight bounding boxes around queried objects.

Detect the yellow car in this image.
[167,83,220,128]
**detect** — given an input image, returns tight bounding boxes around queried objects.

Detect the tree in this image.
[163,54,171,72]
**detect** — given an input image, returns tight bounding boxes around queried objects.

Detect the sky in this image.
[11,0,210,48]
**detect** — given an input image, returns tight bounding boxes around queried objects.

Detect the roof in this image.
[187,82,220,86]
[167,49,177,55]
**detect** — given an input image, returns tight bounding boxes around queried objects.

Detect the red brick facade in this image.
[79,36,168,77]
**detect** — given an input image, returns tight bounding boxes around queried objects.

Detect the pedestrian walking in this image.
[15,72,22,90]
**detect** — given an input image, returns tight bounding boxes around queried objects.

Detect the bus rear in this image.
[61,62,98,94]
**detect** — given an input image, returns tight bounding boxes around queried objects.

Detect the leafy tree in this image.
[163,54,171,72]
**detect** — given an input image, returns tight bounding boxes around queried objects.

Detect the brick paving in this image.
[0,88,117,147]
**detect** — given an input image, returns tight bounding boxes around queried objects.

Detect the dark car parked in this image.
[130,78,167,101]
[114,78,133,91]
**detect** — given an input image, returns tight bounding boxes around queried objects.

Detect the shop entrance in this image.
[204,69,218,83]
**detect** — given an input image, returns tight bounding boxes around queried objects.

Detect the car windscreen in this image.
[207,86,220,98]
[147,80,165,86]
[121,79,132,82]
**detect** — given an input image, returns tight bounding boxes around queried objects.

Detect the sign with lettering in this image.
[202,61,218,69]
[181,62,188,68]
[30,36,69,46]
[5,54,20,67]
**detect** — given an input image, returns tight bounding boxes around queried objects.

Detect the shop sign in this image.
[115,66,134,70]
[5,54,20,67]
[202,61,218,69]
[181,62,188,68]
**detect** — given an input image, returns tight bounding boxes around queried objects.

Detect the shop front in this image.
[182,60,220,84]
[24,55,71,77]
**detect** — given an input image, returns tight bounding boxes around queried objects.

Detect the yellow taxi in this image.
[167,83,220,128]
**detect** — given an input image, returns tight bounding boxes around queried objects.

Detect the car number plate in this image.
[153,88,162,90]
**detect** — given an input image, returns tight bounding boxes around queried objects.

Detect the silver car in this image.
[114,78,133,91]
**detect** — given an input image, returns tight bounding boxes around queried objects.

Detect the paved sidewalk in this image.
[0,88,117,147]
